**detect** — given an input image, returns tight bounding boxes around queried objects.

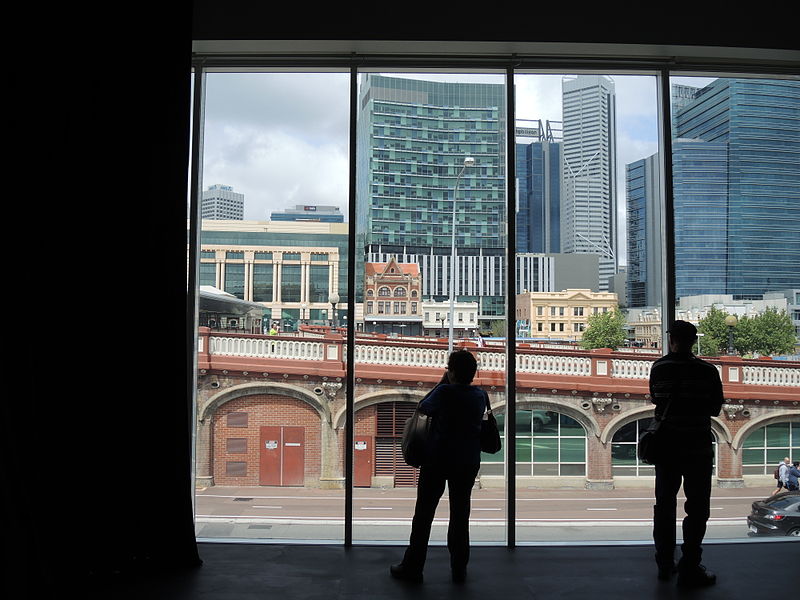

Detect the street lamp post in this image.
[329,292,340,332]
[448,156,475,353]
[725,314,738,355]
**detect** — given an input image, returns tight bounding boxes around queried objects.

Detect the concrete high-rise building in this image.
[626,153,662,307]
[560,75,618,291]
[673,78,800,299]
[357,74,507,322]
[516,121,562,254]
[201,184,245,220]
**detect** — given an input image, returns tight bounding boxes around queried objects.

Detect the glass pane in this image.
[743,427,765,448]
[561,463,586,476]
[193,71,350,542]
[671,74,800,543]
[354,71,507,545]
[516,438,532,462]
[560,438,585,462]
[516,410,532,434]
[766,423,790,447]
[532,437,558,463]
[532,411,558,436]
[767,448,790,464]
[742,448,765,465]
[612,443,638,465]
[559,414,584,436]
[514,71,661,544]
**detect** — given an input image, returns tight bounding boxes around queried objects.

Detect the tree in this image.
[696,306,729,356]
[489,319,506,337]
[580,310,626,350]
[747,308,797,356]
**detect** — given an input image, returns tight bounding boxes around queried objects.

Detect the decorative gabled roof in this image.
[365,256,420,277]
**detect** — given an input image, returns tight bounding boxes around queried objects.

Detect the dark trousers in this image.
[402,462,480,572]
[653,456,712,569]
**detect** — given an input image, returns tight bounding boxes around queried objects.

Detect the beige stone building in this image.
[516,289,619,341]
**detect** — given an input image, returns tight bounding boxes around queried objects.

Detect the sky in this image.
[200,72,716,263]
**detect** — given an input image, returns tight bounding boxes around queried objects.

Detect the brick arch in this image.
[731,410,800,451]
[211,392,324,486]
[199,381,329,424]
[600,405,732,446]
[332,389,425,429]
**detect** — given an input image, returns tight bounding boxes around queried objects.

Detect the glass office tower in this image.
[626,153,662,307]
[357,74,507,321]
[516,136,561,254]
[674,78,800,299]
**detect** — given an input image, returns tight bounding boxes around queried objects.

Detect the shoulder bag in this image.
[480,393,502,454]
[401,389,436,468]
[637,398,672,465]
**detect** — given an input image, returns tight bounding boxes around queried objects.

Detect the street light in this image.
[725,314,738,355]
[329,292,340,331]
[448,156,475,353]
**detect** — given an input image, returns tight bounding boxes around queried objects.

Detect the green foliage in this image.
[696,306,729,356]
[697,306,797,357]
[744,308,796,356]
[580,310,626,350]
[489,319,506,337]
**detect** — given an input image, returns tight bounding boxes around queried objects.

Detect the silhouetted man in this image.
[390,349,486,584]
[649,320,724,587]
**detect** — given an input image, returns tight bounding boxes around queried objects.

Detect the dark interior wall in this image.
[16,3,795,596]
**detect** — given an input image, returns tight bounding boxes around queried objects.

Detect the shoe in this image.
[657,563,677,581]
[390,563,423,583]
[452,568,467,583]
[677,564,716,588]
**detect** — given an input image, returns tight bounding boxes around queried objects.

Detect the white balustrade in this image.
[743,366,800,387]
[206,334,800,388]
[611,359,654,379]
[209,336,324,361]
[516,353,591,376]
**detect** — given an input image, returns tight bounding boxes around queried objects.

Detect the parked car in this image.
[746,491,800,537]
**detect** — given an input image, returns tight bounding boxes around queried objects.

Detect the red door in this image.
[259,426,305,486]
[354,435,374,487]
[281,426,305,486]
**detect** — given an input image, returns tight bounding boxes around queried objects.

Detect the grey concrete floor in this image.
[88,539,799,599]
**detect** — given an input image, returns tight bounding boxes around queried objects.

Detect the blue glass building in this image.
[673,78,800,299]
[516,139,561,254]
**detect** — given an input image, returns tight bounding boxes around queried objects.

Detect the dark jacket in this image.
[419,383,487,467]
[649,351,724,460]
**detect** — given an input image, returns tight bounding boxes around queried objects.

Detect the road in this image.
[195,486,780,542]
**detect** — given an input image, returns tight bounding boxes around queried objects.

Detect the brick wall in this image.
[212,393,322,486]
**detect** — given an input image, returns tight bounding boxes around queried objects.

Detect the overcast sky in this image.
[201,72,715,263]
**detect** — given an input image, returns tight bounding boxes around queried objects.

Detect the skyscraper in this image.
[357,74,507,321]
[202,184,245,220]
[626,153,663,307]
[560,75,618,290]
[673,78,800,298]
[516,121,562,254]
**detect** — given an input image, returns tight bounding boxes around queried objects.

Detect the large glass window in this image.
[190,63,799,547]
[742,422,800,475]
[354,70,507,545]
[193,71,349,542]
